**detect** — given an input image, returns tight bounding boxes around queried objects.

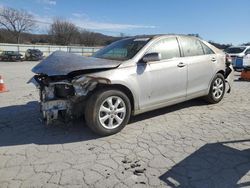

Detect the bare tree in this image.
[79,31,98,46]
[49,19,79,45]
[79,30,116,46]
[0,7,35,43]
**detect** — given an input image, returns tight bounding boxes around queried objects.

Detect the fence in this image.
[0,43,102,57]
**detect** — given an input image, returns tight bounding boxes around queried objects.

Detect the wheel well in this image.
[93,84,135,111]
[217,70,225,77]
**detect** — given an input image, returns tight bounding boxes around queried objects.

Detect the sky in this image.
[0,0,249,45]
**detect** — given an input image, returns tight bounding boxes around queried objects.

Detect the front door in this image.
[139,37,187,109]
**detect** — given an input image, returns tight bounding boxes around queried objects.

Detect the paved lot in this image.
[0,61,250,188]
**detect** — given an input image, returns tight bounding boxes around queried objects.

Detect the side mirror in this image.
[142,53,161,63]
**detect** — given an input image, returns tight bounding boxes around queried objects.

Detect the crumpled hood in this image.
[32,51,121,76]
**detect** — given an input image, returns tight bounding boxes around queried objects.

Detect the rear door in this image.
[178,36,215,96]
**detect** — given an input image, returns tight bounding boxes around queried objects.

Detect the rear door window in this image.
[179,37,204,57]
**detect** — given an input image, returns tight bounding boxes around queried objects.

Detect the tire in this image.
[205,73,225,104]
[85,89,131,136]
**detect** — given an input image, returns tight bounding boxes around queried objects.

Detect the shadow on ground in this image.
[0,99,208,147]
[234,79,250,82]
[160,139,250,188]
[130,98,208,123]
[0,101,99,147]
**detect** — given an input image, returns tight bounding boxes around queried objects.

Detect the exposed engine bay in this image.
[30,73,111,124]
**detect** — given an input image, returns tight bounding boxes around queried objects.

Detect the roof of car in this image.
[121,34,201,42]
[133,34,199,39]
[122,34,222,54]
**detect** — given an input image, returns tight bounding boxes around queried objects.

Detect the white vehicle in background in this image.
[225,46,250,70]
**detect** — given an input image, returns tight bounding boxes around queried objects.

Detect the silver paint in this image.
[31,35,234,124]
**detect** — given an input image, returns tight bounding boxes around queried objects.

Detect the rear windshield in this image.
[225,47,246,54]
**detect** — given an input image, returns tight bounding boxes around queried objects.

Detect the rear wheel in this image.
[85,89,131,136]
[205,73,225,104]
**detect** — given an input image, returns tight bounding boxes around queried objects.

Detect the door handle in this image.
[177,62,186,68]
[211,57,217,62]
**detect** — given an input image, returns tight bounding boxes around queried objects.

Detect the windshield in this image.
[225,47,246,54]
[93,38,151,61]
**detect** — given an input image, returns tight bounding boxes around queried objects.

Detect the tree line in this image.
[0,7,118,46]
[0,7,247,48]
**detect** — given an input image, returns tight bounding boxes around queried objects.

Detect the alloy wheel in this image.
[98,96,126,129]
[212,77,224,99]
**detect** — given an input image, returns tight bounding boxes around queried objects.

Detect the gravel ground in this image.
[0,61,250,188]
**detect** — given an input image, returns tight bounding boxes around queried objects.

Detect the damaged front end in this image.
[29,74,110,124]
[28,51,119,124]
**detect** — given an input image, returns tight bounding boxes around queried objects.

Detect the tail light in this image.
[226,54,232,66]
[225,53,233,79]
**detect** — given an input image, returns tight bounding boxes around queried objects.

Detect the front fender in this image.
[109,80,140,113]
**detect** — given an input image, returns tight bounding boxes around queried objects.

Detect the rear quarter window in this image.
[200,42,215,55]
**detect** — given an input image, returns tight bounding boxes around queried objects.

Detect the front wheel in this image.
[205,73,225,104]
[85,89,131,136]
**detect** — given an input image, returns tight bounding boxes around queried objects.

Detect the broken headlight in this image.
[54,84,75,98]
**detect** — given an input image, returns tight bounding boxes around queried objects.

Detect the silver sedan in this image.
[31,35,234,136]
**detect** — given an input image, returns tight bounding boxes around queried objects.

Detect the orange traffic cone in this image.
[240,70,250,81]
[0,75,8,93]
